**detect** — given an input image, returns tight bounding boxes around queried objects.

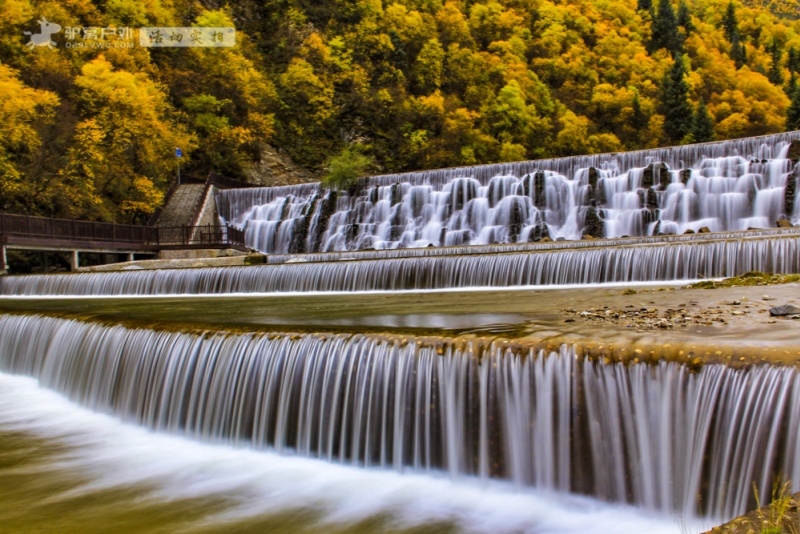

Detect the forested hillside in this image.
[2,0,800,222]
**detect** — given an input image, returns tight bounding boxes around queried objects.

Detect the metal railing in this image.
[0,213,246,249]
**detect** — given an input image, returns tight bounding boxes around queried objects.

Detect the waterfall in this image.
[2,236,799,296]
[216,132,800,253]
[1,313,798,522]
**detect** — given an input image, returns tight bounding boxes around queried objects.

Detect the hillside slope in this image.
[2,0,800,220]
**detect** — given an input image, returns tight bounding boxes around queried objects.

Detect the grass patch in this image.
[754,480,798,534]
[690,272,800,289]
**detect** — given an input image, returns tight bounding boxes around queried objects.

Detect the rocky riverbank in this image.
[705,490,800,533]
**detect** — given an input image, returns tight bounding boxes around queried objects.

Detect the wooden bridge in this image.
[0,212,246,273]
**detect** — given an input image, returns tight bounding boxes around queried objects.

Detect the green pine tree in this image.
[649,0,681,55]
[677,1,693,33]
[787,85,800,131]
[788,47,800,75]
[661,55,694,144]
[722,2,738,43]
[731,32,747,69]
[691,101,715,143]
[768,42,784,85]
[787,73,797,98]
[637,0,653,11]
[632,93,648,130]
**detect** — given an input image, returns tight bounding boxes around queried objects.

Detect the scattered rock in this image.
[769,304,800,316]
[698,226,711,233]
[776,218,794,228]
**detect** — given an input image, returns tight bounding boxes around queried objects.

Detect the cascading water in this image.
[216,132,800,254]
[0,313,797,523]
[2,236,798,296]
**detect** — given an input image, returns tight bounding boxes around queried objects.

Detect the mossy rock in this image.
[244,254,267,265]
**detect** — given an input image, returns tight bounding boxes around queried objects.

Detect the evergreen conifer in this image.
[768,42,784,85]
[787,85,800,130]
[731,32,746,69]
[661,55,694,143]
[677,1,693,33]
[787,72,797,98]
[649,0,681,55]
[722,2,738,43]
[632,93,648,131]
[691,100,715,143]
[788,47,800,74]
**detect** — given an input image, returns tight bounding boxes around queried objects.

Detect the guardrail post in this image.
[69,250,79,271]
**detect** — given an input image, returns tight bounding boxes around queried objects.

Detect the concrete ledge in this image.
[79,249,252,271]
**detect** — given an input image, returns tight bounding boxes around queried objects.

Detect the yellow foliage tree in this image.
[0,63,58,212]
[65,56,192,221]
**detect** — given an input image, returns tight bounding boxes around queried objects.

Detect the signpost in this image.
[175,147,182,184]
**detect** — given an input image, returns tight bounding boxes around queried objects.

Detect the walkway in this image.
[0,212,246,273]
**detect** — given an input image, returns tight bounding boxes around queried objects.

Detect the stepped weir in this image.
[2,133,800,532]
[0,314,798,522]
[217,132,800,254]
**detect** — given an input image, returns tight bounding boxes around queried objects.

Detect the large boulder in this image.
[584,207,605,238]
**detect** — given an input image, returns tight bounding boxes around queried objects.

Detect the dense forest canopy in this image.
[2,0,800,221]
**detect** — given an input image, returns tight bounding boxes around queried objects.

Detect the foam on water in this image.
[0,279,698,300]
[0,372,702,533]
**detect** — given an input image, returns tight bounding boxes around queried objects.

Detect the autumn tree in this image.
[65,56,192,222]
[0,63,58,213]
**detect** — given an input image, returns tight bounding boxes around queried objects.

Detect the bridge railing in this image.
[0,213,246,249]
[155,224,246,247]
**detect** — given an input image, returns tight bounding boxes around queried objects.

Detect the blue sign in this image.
[175,147,183,158]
